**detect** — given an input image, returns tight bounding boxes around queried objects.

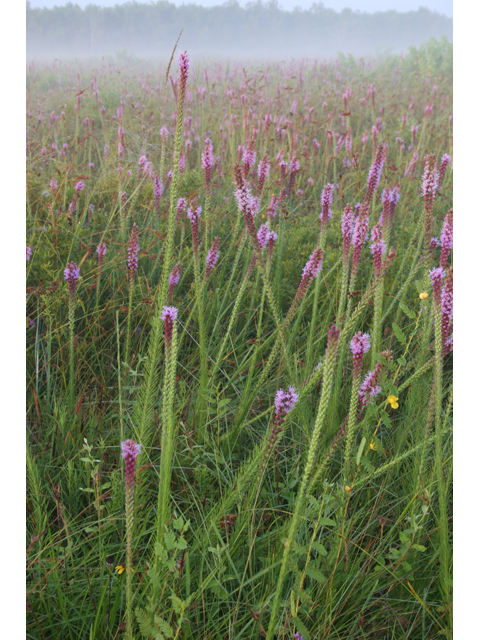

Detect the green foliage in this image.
[26,48,452,640]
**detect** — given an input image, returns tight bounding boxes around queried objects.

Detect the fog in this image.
[26,1,453,61]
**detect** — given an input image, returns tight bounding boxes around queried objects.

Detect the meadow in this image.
[26,37,453,640]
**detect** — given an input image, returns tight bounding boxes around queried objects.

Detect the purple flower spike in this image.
[350,331,371,374]
[365,143,388,206]
[264,386,299,464]
[358,363,383,408]
[127,224,140,285]
[161,305,178,346]
[206,236,220,277]
[429,266,445,305]
[256,154,270,196]
[439,209,453,269]
[187,200,202,255]
[441,269,453,355]
[320,183,334,231]
[168,262,182,301]
[26,246,32,261]
[438,153,451,189]
[202,137,214,187]
[341,204,355,262]
[154,175,164,208]
[64,261,80,299]
[97,242,107,258]
[75,181,85,195]
[121,439,142,488]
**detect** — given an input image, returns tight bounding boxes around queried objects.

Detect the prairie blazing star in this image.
[205,236,220,277]
[438,153,451,189]
[287,155,300,195]
[441,269,453,355]
[320,183,334,231]
[380,186,400,230]
[127,224,140,285]
[439,209,453,269]
[256,154,270,196]
[154,175,163,207]
[64,261,80,299]
[202,137,214,187]
[358,363,382,408]
[429,237,440,251]
[264,386,299,463]
[167,263,182,301]
[175,197,187,223]
[429,266,445,305]
[160,306,178,346]
[365,143,388,205]
[121,439,142,487]
[350,331,371,375]
[75,181,85,195]
[187,200,202,255]
[26,246,32,261]
[341,204,355,262]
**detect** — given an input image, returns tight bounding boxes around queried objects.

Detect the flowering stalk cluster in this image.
[121,439,142,640]
[441,268,453,356]
[154,175,163,212]
[286,248,323,323]
[358,362,383,408]
[343,332,371,482]
[202,137,214,188]
[439,208,453,269]
[127,224,140,286]
[380,186,400,245]
[256,154,270,196]
[364,143,388,208]
[167,263,182,302]
[233,164,261,253]
[187,200,202,258]
[319,183,334,245]
[287,156,300,196]
[161,305,178,347]
[242,141,257,177]
[422,154,439,260]
[438,153,451,190]
[370,223,386,278]
[26,246,32,261]
[205,236,220,278]
[263,387,299,465]
[64,261,80,410]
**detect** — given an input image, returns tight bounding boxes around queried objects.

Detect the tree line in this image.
[26,1,453,59]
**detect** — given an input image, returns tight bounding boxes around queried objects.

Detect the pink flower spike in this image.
[127,224,140,285]
[161,305,178,346]
[64,261,80,299]
[205,236,220,277]
[429,266,445,305]
[26,246,32,261]
[439,209,453,269]
[167,263,182,301]
[274,386,299,418]
[96,242,107,258]
[121,439,142,489]
[75,181,85,195]
[350,331,371,375]
[320,183,334,230]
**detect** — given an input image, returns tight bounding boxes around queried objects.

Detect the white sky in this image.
[28,0,453,18]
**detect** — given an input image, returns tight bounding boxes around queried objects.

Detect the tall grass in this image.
[27,39,452,640]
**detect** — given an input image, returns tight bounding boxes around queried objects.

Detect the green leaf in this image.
[317,517,335,527]
[305,566,326,583]
[397,356,406,366]
[392,322,406,344]
[164,531,176,551]
[356,437,366,466]
[412,544,427,552]
[311,541,328,556]
[153,616,174,638]
[381,410,392,429]
[292,617,311,640]
[399,301,416,319]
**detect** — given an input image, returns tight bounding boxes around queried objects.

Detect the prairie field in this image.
[26,37,453,640]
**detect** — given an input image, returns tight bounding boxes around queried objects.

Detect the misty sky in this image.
[28,0,453,18]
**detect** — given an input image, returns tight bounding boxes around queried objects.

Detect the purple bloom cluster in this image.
[380,186,400,229]
[358,363,383,408]
[121,439,142,489]
[350,332,371,375]
[320,183,334,230]
[341,204,355,261]
[438,153,451,189]
[429,237,440,251]
[178,51,190,91]
[287,155,301,195]
[257,224,278,253]
[97,242,107,259]
[161,305,178,345]
[429,266,445,305]
[187,200,202,255]
[301,247,323,283]
[127,224,140,285]
[64,261,80,299]
[439,209,453,269]
[168,263,182,301]
[154,175,164,205]
[351,208,370,279]
[365,143,388,205]
[202,137,214,186]
[242,142,257,177]
[256,154,270,196]
[206,236,220,277]
[441,269,453,355]
[264,386,299,463]
[176,197,187,223]
[75,181,85,195]
[26,246,32,261]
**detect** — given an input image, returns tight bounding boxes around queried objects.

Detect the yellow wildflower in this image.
[419,292,428,300]
[115,565,125,574]
[345,485,352,493]
[388,395,399,409]
[369,441,376,451]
